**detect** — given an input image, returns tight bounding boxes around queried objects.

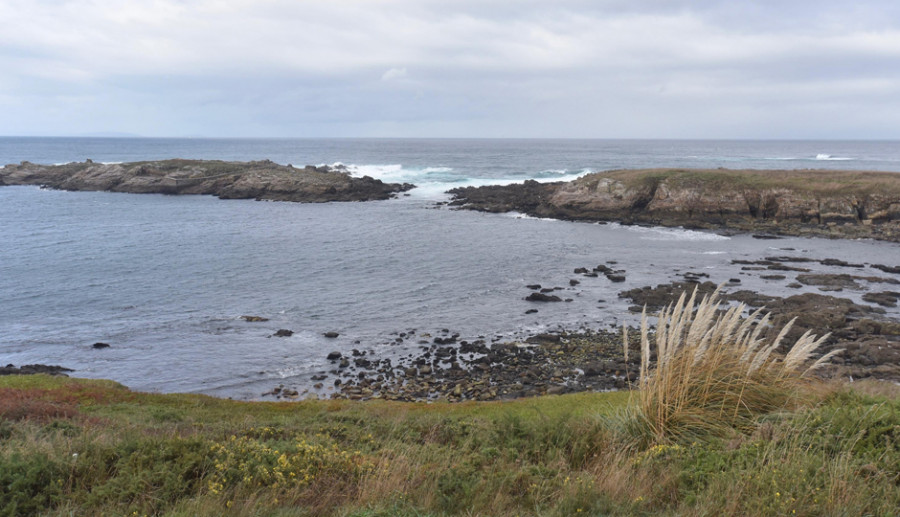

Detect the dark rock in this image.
[767,264,811,272]
[862,292,900,308]
[323,331,340,338]
[525,333,561,344]
[273,329,294,337]
[582,363,604,376]
[92,342,110,349]
[525,309,538,314]
[546,386,567,396]
[0,364,74,376]
[606,274,626,283]
[821,259,864,268]
[761,275,786,280]
[871,264,900,274]
[569,279,580,286]
[240,315,269,322]
[525,292,562,302]
[526,284,542,290]
[765,256,816,263]
[796,274,862,289]
[326,351,342,361]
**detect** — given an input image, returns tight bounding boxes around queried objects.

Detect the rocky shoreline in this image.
[0,159,414,202]
[7,165,900,401]
[447,168,900,242]
[1,364,73,376]
[257,252,900,403]
[15,258,899,402]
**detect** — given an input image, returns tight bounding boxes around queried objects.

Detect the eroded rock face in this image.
[0,159,415,202]
[448,169,900,242]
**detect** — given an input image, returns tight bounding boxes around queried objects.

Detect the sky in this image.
[1,0,899,139]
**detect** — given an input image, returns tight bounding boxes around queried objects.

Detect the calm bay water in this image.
[2,138,899,398]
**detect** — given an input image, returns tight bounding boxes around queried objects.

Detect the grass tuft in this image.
[626,285,840,445]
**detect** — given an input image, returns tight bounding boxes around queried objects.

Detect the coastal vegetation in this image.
[3,291,898,516]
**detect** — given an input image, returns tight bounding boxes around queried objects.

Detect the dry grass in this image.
[626,285,841,444]
[598,168,900,197]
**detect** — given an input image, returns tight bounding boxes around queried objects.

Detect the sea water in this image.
[1,138,899,398]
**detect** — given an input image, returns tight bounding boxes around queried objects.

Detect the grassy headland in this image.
[0,160,414,202]
[3,372,898,516]
[448,168,900,241]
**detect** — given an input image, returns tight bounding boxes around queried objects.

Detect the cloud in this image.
[0,0,898,137]
[381,67,408,81]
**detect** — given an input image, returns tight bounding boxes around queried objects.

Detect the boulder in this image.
[525,292,562,302]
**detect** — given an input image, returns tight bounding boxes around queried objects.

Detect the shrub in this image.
[206,434,372,495]
[0,451,66,517]
[0,388,78,422]
[625,286,840,444]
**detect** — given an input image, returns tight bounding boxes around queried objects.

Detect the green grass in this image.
[583,168,900,197]
[2,374,899,516]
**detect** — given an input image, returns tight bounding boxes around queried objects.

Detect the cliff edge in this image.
[448,168,900,241]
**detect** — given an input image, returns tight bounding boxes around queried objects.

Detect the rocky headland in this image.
[448,168,900,241]
[0,159,414,202]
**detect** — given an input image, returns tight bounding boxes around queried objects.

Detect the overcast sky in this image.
[2,0,899,138]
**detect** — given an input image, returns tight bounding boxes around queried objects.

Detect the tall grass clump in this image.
[625,286,841,445]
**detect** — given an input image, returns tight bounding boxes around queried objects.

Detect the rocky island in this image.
[0,159,414,202]
[449,168,900,241]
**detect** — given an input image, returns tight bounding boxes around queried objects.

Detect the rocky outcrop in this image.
[619,281,900,382]
[448,168,900,242]
[0,364,74,376]
[0,159,415,202]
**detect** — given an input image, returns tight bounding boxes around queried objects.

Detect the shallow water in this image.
[2,138,899,398]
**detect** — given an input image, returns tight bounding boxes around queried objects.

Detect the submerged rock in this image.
[525,292,563,302]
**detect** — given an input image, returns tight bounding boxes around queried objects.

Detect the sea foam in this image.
[815,154,853,161]
[610,223,731,242]
[335,163,593,200]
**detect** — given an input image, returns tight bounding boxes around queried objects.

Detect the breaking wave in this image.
[331,163,593,200]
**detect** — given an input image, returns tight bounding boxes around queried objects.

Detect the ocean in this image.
[2,138,899,399]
